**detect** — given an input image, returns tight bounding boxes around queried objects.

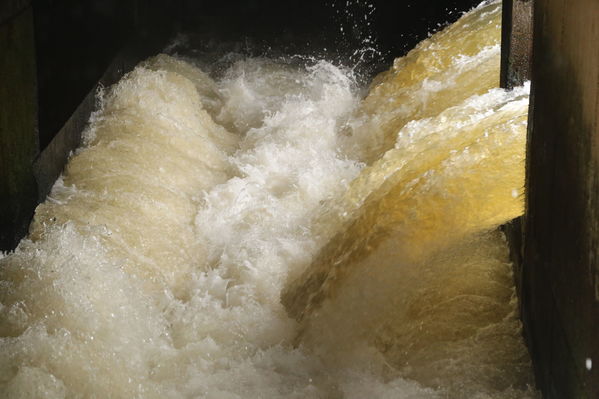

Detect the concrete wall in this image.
[0,2,39,251]
[522,0,599,396]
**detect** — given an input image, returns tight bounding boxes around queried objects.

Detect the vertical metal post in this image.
[499,0,533,309]
[500,0,533,89]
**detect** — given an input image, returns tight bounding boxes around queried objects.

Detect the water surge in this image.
[1,1,537,397]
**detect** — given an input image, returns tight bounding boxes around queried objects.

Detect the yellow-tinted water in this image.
[0,1,536,397]
[342,0,504,164]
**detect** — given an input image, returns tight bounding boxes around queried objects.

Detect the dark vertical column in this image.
[523,0,599,397]
[499,0,533,300]
[0,2,39,251]
[500,0,533,89]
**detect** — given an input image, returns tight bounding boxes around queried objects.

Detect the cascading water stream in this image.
[1,1,538,397]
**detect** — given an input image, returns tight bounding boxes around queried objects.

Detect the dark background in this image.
[33,0,482,150]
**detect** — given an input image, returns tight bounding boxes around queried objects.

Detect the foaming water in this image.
[1,1,537,398]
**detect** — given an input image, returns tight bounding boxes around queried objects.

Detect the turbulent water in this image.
[0,1,537,398]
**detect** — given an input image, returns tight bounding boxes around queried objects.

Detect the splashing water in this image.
[0,1,537,398]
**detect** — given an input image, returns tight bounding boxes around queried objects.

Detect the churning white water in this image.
[1,1,537,398]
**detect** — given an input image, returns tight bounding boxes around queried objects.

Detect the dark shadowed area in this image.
[33,0,482,151]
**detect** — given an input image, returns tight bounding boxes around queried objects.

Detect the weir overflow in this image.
[0,1,538,398]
